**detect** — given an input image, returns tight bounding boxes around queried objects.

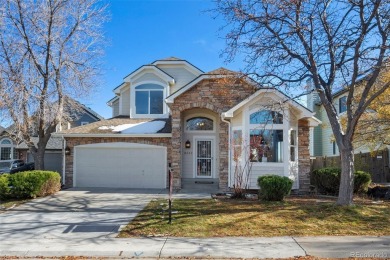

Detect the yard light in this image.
[65,146,71,155]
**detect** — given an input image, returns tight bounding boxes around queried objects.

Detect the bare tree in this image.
[0,0,108,169]
[215,0,390,205]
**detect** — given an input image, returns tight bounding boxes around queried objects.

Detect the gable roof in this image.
[73,99,104,121]
[152,57,204,74]
[123,64,175,83]
[113,65,175,94]
[222,88,321,127]
[165,69,260,104]
[106,96,119,107]
[17,136,63,150]
[207,67,238,75]
[155,56,182,61]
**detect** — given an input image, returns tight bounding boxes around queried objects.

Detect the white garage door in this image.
[74,142,167,188]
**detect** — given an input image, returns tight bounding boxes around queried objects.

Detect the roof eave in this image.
[123,65,175,84]
[52,133,172,138]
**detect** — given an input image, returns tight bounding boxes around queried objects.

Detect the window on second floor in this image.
[135,84,164,115]
[339,96,347,114]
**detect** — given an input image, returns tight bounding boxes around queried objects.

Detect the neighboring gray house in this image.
[1,99,103,178]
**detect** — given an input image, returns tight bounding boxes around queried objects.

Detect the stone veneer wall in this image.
[298,119,311,193]
[170,78,256,190]
[64,137,171,188]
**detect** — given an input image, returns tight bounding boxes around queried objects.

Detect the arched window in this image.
[1,139,11,145]
[0,138,15,161]
[186,117,214,131]
[250,110,283,124]
[135,84,164,115]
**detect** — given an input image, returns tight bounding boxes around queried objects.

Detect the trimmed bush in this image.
[257,175,293,201]
[311,168,341,195]
[37,171,61,197]
[354,171,371,194]
[0,174,11,200]
[0,171,61,200]
[311,168,372,195]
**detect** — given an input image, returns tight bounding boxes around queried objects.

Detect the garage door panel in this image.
[74,144,166,189]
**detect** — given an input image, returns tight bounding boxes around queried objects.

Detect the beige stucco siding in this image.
[231,111,243,127]
[112,99,119,117]
[133,73,166,85]
[120,87,130,116]
[157,66,198,93]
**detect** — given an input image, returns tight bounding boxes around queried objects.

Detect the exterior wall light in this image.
[185,140,191,149]
[65,146,71,155]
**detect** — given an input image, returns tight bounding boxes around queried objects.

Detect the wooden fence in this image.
[310,148,390,183]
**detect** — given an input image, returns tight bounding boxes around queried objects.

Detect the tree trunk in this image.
[337,146,355,205]
[32,146,46,170]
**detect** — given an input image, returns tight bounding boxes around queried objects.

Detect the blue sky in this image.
[87,0,244,119]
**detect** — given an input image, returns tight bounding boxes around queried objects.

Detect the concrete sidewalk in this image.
[1,236,390,258]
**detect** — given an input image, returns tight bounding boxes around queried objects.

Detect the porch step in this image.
[182,178,219,192]
[195,181,214,184]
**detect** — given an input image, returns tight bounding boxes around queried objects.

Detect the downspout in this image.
[62,136,66,186]
[221,114,231,189]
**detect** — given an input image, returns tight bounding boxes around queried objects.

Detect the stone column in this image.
[170,109,182,189]
[298,119,311,193]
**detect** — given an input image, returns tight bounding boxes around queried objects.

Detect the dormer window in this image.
[135,84,164,115]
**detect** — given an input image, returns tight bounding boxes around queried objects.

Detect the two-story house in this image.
[308,85,390,157]
[56,57,320,192]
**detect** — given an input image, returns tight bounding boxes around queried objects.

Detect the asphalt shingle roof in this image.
[58,117,172,135]
[17,136,63,150]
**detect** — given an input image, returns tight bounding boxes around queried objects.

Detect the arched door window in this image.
[186,117,214,131]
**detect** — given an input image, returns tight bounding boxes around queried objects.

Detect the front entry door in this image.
[195,138,214,178]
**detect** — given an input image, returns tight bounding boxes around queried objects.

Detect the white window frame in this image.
[184,114,216,133]
[130,81,169,119]
[289,128,298,162]
[338,95,347,114]
[247,108,286,165]
[0,138,15,161]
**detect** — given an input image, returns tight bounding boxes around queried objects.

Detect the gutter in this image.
[53,133,172,138]
[61,137,66,185]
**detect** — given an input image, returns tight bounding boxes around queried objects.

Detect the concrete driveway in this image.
[0,188,166,241]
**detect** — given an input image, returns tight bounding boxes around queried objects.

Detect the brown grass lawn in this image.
[119,197,390,237]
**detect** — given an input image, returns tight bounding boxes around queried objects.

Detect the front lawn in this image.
[119,197,390,237]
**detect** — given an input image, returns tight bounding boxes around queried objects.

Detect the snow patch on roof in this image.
[98,121,166,134]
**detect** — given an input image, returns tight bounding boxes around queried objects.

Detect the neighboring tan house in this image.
[0,100,103,177]
[55,57,320,192]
